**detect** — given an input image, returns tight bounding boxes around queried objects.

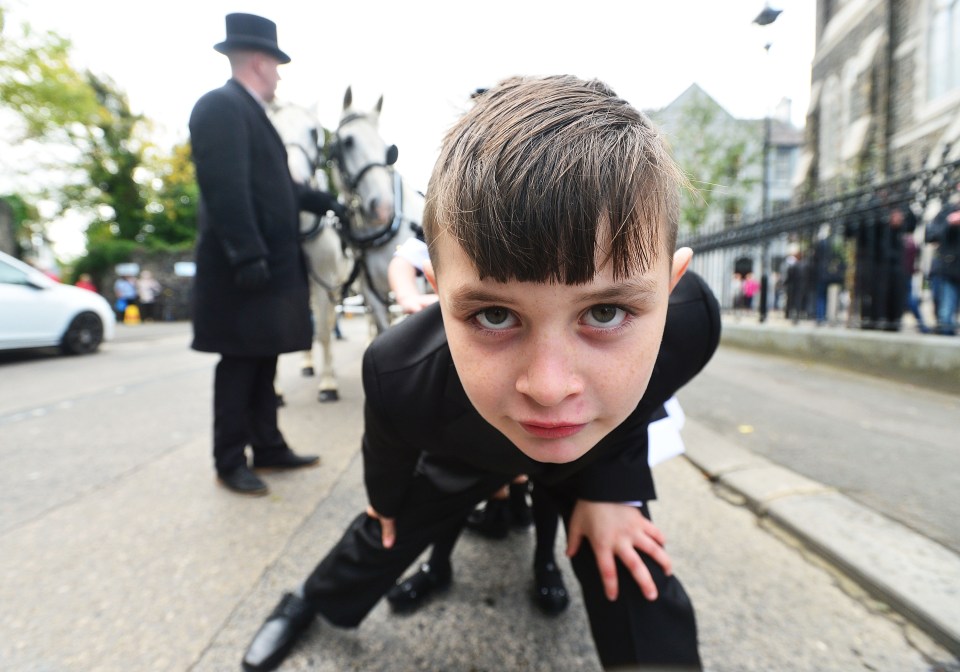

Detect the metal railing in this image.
[680,157,960,330]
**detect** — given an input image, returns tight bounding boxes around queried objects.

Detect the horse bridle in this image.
[326,112,406,250]
[325,112,420,307]
[327,112,399,197]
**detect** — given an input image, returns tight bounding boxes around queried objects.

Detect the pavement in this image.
[710,314,960,659]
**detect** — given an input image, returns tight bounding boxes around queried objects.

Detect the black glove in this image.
[301,189,343,218]
[234,257,270,290]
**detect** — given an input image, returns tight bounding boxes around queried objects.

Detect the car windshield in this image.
[0,255,55,289]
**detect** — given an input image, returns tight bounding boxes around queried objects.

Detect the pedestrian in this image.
[241,75,721,672]
[189,13,347,496]
[75,273,97,293]
[113,274,138,322]
[926,180,960,336]
[136,270,162,322]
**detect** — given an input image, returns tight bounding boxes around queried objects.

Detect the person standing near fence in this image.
[136,270,162,322]
[926,180,960,336]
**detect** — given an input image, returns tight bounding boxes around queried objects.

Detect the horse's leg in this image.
[301,284,318,377]
[314,287,340,402]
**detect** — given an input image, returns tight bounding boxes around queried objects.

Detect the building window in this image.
[928,0,960,101]
[773,147,794,184]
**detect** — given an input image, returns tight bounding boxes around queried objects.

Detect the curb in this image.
[682,418,960,659]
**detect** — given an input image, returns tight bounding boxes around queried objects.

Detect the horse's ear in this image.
[375,95,383,115]
[343,87,353,111]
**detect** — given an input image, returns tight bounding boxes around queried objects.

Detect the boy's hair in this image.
[423,75,684,284]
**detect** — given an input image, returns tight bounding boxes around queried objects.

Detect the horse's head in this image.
[328,87,399,229]
[268,101,325,187]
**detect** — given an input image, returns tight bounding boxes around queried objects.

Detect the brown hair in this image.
[423,75,683,284]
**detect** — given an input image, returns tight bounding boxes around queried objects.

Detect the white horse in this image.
[269,100,351,402]
[328,88,423,336]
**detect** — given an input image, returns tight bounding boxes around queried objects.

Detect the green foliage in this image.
[0,193,38,239]
[71,238,139,281]
[652,91,759,232]
[0,4,198,265]
[142,142,198,248]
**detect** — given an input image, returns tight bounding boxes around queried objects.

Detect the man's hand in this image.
[566,500,672,602]
[234,258,270,290]
[395,291,439,314]
[366,505,396,549]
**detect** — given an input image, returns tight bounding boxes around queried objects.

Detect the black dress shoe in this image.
[253,447,320,471]
[466,498,511,539]
[386,562,452,613]
[243,592,315,672]
[218,465,268,496]
[533,561,569,615]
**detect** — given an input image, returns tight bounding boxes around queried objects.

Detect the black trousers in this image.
[213,355,285,474]
[301,472,701,670]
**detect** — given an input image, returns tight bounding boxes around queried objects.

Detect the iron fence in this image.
[680,156,960,331]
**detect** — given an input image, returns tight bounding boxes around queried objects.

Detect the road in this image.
[0,319,957,671]
[677,345,960,555]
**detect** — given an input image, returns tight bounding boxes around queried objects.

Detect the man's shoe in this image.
[218,465,268,496]
[253,447,320,471]
[466,498,511,539]
[386,563,452,613]
[242,592,315,672]
[533,561,569,615]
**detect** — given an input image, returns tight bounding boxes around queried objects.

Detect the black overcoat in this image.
[188,79,312,356]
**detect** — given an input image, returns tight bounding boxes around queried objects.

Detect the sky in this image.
[3,0,816,259]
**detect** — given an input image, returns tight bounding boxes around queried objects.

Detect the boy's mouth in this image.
[519,421,587,439]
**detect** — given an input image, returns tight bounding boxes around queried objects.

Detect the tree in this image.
[0,4,197,275]
[142,141,199,249]
[650,86,759,233]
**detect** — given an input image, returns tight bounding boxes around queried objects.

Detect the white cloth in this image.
[393,238,430,272]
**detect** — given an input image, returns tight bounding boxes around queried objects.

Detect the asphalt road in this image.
[1,319,957,671]
[676,345,960,556]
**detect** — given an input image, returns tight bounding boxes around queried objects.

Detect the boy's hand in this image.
[365,505,396,549]
[565,500,672,602]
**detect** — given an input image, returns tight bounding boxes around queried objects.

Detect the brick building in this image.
[798,0,960,197]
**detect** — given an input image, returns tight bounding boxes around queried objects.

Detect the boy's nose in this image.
[515,342,583,407]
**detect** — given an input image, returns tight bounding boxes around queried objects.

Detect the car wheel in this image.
[61,311,104,355]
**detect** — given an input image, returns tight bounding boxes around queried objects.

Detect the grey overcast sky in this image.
[4,0,815,257]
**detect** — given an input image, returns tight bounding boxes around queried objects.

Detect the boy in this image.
[243,74,720,671]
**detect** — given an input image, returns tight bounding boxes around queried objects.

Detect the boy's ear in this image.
[669,247,693,292]
[423,260,438,293]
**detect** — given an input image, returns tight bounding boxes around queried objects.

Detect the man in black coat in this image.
[189,13,344,495]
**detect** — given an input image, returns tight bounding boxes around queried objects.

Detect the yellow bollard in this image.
[123,303,141,325]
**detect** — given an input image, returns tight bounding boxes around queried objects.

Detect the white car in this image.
[0,250,116,355]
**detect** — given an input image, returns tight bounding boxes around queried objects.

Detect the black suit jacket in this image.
[361,271,721,518]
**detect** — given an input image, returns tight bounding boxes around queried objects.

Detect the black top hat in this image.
[214,13,291,64]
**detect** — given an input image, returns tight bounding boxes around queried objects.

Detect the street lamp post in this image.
[754,5,781,324]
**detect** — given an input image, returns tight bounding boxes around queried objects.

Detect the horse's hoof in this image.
[302,367,315,377]
[318,389,339,403]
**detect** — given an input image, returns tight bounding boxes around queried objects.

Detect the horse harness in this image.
[326,112,417,307]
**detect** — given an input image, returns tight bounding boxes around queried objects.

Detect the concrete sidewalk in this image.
[682,418,960,660]
[708,315,960,657]
[720,314,960,395]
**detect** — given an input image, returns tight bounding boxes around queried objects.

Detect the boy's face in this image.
[427,232,691,465]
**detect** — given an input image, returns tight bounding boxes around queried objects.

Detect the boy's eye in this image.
[582,304,628,329]
[475,307,517,330]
